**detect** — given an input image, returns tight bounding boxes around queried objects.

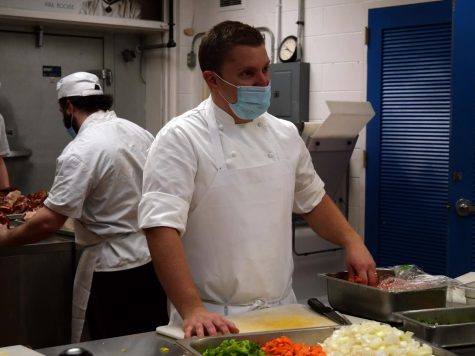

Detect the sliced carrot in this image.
[261,336,326,356]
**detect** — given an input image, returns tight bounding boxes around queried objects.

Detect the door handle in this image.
[455,199,475,217]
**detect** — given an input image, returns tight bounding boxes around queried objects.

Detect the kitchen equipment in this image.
[395,306,475,348]
[307,298,351,325]
[461,281,475,299]
[156,304,337,339]
[176,326,455,356]
[320,269,447,322]
[59,347,93,356]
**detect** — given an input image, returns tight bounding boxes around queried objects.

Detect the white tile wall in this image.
[323,3,365,34]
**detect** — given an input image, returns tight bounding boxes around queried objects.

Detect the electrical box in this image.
[268,62,310,124]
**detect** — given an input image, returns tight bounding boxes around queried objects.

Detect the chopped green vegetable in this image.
[160,347,170,353]
[120,348,127,352]
[202,339,265,356]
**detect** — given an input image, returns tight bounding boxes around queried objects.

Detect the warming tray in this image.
[320,269,447,322]
[177,326,454,355]
[395,306,475,348]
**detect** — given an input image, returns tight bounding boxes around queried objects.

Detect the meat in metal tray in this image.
[320,269,447,322]
[177,326,455,355]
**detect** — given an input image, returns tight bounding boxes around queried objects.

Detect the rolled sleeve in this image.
[138,122,197,236]
[293,174,325,214]
[44,154,91,218]
[293,140,326,214]
[138,191,189,235]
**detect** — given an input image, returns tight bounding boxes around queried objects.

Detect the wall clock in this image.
[278,35,298,63]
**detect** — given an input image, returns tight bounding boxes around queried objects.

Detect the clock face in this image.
[279,36,297,62]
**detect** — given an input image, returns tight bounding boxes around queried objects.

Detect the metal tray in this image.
[460,281,475,299]
[395,306,475,348]
[320,269,447,322]
[177,326,454,355]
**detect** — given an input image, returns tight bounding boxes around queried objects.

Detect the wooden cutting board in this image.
[0,345,45,356]
[156,303,336,338]
[227,304,337,332]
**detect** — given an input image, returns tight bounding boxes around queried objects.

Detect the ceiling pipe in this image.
[296,0,305,61]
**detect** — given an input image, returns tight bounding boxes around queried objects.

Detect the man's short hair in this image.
[198,21,265,73]
[59,95,113,113]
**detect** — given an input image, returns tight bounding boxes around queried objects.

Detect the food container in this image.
[177,326,454,355]
[394,306,475,347]
[320,269,447,322]
[461,281,475,303]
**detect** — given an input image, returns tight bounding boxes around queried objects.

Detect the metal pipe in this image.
[137,0,176,51]
[187,32,205,69]
[275,0,282,63]
[256,26,275,64]
[296,0,305,61]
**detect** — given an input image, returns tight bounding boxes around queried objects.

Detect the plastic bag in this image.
[377,264,460,292]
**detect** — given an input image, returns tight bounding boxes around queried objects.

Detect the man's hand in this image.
[345,239,378,286]
[183,307,239,339]
[302,194,378,286]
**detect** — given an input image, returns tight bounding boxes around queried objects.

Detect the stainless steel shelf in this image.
[5,149,32,158]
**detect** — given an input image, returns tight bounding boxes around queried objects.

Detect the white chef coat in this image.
[0,113,10,157]
[45,110,153,272]
[139,97,325,314]
[139,97,325,234]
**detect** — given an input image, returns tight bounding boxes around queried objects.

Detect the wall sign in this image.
[0,0,163,21]
[43,65,62,78]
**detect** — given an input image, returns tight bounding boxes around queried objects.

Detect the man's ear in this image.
[203,71,218,90]
[65,100,74,115]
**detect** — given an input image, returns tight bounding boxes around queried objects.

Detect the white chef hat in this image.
[57,72,103,99]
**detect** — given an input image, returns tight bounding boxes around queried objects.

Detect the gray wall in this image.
[0,24,148,194]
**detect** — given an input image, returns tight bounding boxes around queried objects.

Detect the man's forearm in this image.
[145,227,205,319]
[0,207,66,247]
[302,194,362,248]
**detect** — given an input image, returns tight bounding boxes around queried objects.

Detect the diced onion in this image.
[321,321,433,356]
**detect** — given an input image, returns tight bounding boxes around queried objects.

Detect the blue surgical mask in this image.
[62,112,77,139]
[215,73,271,121]
[66,126,77,139]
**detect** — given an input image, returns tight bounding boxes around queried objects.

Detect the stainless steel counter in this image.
[0,235,76,349]
[36,329,475,356]
[38,332,194,356]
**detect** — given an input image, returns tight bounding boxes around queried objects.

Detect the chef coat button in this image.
[218,124,224,130]
[257,122,263,127]
[231,151,237,157]
[268,152,274,159]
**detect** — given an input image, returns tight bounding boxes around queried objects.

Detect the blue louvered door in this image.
[366,0,475,277]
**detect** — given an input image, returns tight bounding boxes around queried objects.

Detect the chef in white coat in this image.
[139,21,377,339]
[0,72,168,341]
